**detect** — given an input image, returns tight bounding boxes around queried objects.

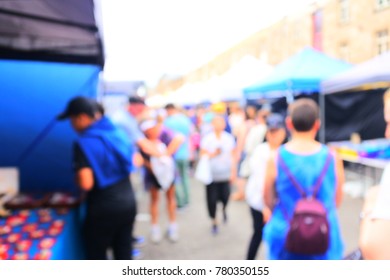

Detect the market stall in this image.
[320,52,390,195]
[243,47,350,120]
[328,139,390,195]
[320,51,390,143]
[0,0,104,260]
[243,47,351,101]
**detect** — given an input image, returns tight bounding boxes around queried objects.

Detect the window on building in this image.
[376,0,390,10]
[340,0,350,22]
[377,30,389,55]
[339,43,350,62]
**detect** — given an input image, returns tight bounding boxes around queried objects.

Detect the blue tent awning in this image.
[321,51,390,94]
[244,47,351,99]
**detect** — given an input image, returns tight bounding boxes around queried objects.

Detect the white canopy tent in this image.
[215,55,273,102]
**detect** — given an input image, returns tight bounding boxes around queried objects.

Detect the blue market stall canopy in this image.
[0,0,104,67]
[243,47,351,99]
[321,52,390,94]
[0,1,104,193]
[0,60,100,193]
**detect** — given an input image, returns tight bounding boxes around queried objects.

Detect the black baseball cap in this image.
[57,96,96,120]
[266,113,285,130]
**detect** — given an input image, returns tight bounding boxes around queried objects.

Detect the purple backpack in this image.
[278,152,333,255]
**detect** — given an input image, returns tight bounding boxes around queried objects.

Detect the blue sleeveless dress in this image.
[263,145,344,260]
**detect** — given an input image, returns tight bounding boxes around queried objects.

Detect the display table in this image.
[0,207,84,260]
[328,139,390,194]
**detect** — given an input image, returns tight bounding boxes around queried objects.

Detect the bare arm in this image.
[234,125,248,162]
[230,148,237,183]
[75,168,94,191]
[333,151,344,208]
[359,187,390,259]
[166,134,185,156]
[264,155,277,210]
[137,138,162,157]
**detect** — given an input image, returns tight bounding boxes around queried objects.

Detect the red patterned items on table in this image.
[19,210,31,218]
[16,240,32,252]
[52,220,64,228]
[12,253,29,260]
[7,215,27,227]
[0,244,10,260]
[39,215,52,224]
[34,249,51,260]
[0,244,10,254]
[47,226,62,237]
[30,229,45,239]
[39,238,55,250]
[38,209,51,217]
[0,225,12,235]
[7,233,21,243]
[22,223,38,233]
[0,252,8,260]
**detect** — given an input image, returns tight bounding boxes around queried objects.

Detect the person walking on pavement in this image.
[200,115,236,234]
[263,99,344,260]
[110,96,162,257]
[139,119,181,243]
[232,105,257,201]
[164,104,193,209]
[245,114,286,260]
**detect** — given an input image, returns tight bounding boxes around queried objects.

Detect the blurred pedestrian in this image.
[200,115,236,234]
[359,88,390,259]
[263,98,344,260]
[164,104,193,209]
[139,119,181,243]
[245,114,286,260]
[239,108,270,180]
[232,105,257,201]
[58,96,136,260]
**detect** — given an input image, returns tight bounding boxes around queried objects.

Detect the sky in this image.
[98,0,316,86]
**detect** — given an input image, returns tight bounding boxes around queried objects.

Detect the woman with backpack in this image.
[263,99,345,260]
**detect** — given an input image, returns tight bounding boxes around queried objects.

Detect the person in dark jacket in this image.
[57,96,136,260]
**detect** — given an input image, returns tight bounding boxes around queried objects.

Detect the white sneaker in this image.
[151,226,162,244]
[167,227,179,243]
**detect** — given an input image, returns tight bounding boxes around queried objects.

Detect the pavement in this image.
[132,172,364,260]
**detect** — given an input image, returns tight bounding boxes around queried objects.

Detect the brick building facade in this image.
[154,0,390,95]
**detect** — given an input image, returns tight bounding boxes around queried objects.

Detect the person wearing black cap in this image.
[58,96,136,260]
[245,113,286,260]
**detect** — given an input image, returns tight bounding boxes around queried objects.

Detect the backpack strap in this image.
[277,148,334,199]
[311,151,333,198]
[278,151,307,198]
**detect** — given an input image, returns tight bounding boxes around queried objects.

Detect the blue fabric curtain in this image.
[0,59,100,193]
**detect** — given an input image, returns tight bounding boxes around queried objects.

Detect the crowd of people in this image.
[56,90,390,260]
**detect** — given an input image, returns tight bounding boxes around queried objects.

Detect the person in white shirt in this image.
[245,113,286,260]
[200,115,237,235]
[239,109,270,179]
[359,89,390,259]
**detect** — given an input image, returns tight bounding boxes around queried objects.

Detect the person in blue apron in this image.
[57,96,136,260]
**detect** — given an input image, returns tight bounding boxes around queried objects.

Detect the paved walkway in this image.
[132,175,364,260]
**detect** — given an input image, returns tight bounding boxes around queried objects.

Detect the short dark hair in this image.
[94,102,105,115]
[129,96,145,105]
[165,103,175,110]
[288,98,319,132]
